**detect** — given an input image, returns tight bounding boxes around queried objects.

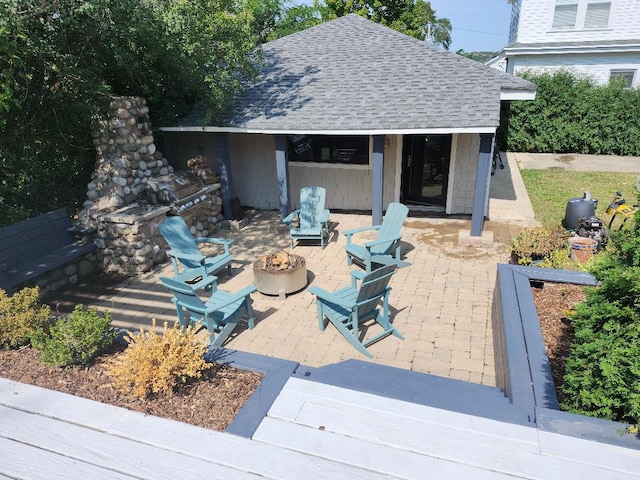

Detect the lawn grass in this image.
[520,169,638,229]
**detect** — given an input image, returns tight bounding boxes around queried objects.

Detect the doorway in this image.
[402,134,451,208]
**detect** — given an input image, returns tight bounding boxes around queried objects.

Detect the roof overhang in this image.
[160,126,498,135]
[504,43,640,56]
[500,89,537,101]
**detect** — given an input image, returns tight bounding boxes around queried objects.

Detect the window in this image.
[584,1,611,28]
[287,135,369,165]
[552,0,578,28]
[609,70,635,88]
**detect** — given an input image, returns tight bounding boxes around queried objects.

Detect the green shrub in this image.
[31,305,117,367]
[499,69,640,156]
[102,320,210,399]
[560,210,640,427]
[0,286,51,348]
[509,227,569,265]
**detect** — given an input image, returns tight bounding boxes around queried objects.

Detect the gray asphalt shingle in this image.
[198,14,537,131]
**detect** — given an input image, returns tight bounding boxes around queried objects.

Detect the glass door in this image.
[402,134,451,207]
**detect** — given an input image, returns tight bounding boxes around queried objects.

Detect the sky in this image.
[294,0,514,53]
[427,0,513,53]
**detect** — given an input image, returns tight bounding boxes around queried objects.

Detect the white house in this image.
[161,15,535,235]
[488,0,640,88]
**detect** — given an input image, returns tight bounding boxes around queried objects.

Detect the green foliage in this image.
[268,4,324,40]
[0,0,257,226]
[31,305,116,367]
[560,212,640,426]
[103,319,210,399]
[509,226,570,265]
[455,50,499,63]
[322,0,452,46]
[500,70,640,156]
[0,286,51,348]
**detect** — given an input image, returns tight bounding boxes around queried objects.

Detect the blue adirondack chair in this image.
[308,265,403,358]
[343,202,410,273]
[282,186,330,249]
[159,216,233,290]
[159,276,257,346]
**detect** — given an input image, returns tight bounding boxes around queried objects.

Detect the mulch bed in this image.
[0,343,263,431]
[531,282,587,403]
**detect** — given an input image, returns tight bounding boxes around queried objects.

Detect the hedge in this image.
[498,70,640,156]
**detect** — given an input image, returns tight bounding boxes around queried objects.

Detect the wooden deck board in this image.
[0,378,396,479]
[257,378,640,479]
[0,436,134,480]
[254,417,505,479]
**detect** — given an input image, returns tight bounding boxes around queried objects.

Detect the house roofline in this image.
[159,126,499,135]
[503,43,640,56]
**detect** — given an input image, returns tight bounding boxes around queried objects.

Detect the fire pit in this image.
[253,251,307,299]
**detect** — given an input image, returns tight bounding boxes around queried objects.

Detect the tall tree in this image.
[268,4,324,40]
[0,0,257,225]
[322,0,451,47]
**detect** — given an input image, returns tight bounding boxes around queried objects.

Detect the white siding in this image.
[449,134,480,215]
[516,0,640,45]
[509,51,640,86]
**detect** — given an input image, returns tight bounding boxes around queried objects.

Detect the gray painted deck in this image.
[1,375,639,479]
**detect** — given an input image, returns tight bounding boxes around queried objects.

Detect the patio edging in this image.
[493,264,640,449]
[205,347,299,438]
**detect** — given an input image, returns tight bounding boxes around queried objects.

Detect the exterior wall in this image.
[227,133,398,211]
[508,51,640,86]
[497,0,640,87]
[290,135,398,211]
[228,134,279,209]
[449,134,480,215]
[513,0,640,45]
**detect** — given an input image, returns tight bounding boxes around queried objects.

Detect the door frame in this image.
[400,134,452,210]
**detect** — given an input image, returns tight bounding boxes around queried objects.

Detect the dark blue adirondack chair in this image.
[343,202,410,273]
[282,186,330,249]
[160,276,257,346]
[308,265,403,358]
[159,216,233,290]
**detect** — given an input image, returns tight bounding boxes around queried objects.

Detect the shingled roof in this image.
[177,14,536,133]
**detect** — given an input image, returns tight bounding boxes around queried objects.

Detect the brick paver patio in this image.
[47,210,527,387]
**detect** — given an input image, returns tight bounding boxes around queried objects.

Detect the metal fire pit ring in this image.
[253,252,307,299]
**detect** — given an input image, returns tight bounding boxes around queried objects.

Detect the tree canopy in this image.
[0,0,258,225]
[269,0,451,48]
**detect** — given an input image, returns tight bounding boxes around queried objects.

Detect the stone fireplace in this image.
[81,96,224,276]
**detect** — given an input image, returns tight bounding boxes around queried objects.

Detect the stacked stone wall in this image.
[34,255,97,299]
[82,96,174,220]
[75,95,225,277]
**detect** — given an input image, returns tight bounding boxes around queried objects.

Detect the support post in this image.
[471,133,494,236]
[214,134,234,220]
[275,135,291,221]
[372,135,384,226]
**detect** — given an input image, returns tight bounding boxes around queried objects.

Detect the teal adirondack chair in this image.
[159,276,257,346]
[282,186,330,249]
[308,265,403,358]
[159,216,233,290]
[343,202,410,273]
